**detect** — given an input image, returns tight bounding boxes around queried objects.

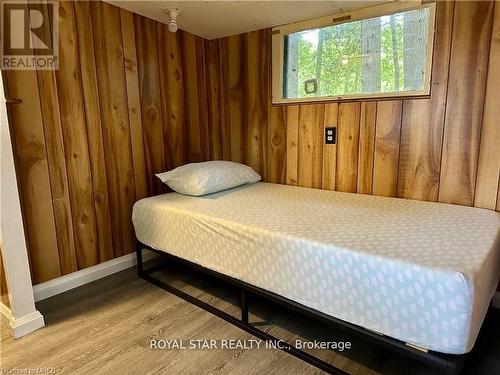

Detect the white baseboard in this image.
[0,303,45,339]
[33,249,158,302]
[493,292,500,309]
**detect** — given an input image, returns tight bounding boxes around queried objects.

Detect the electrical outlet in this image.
[325,127,336,144]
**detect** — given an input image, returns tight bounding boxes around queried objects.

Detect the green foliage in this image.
[318,22,362,96]
[380,17,405,92]
[286,8,427,98]
[297,39,317,97]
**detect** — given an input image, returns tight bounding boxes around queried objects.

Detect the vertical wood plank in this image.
[91,1,136,256]
[3,68,61,283]
[474,3,500,210]
[57,0,98,268]
[322,104,338,190]
[298,104,324,188]
[228,34,245,163]
[373,101,402,197]
[75,1,114,263]
[261,30,270,180]
[336,103,361,193]
[195,36,211,160]
[181,32,203,163]
[268,106,287,184]
[157,23,187,170]
[134,14,166,195]
[219,37,232,161]
[286,106,299,186]
[357,102,377,195]
[205,39,223,160]
[31,2,77,274]
[399,1,454,202]
[120,8,148,201]
[34,69,78,274]
[439,1,494,206]
[245,30,269,177]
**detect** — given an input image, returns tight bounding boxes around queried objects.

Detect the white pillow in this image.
[156,161,261,196]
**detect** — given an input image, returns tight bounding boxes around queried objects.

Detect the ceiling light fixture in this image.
[165,7,181,33]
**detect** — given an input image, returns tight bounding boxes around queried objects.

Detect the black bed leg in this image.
[445,363,457,375]
[136,241,144,277]
[241,289,249,325]
[444,357,465,375]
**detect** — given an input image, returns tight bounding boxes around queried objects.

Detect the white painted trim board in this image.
[0,302,45,339]
[33,250,158,302]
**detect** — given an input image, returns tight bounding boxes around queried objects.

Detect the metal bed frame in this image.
[136,240,467,375]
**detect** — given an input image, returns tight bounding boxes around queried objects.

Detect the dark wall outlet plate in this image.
[325,127,336,144]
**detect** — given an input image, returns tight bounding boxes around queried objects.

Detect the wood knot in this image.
[80,213,89,224]
[147,108,158,120]
[272,135,281,146]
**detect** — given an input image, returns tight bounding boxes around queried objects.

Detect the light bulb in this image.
[165,8,181,33]
[168,21,178,32]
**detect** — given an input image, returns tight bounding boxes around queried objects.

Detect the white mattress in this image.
[132,182,500,354]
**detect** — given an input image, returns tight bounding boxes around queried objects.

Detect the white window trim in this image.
[271,1,436,104]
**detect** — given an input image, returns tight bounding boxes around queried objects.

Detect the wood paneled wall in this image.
[2,1,208,284]
[209,0,500,209]
[2,1,499,284]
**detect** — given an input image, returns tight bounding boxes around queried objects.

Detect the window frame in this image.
[271,1,437,104]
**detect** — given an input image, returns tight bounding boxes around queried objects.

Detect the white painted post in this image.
[0,76,45,338]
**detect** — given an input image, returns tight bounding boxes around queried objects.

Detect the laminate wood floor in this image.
[1,262,499,375]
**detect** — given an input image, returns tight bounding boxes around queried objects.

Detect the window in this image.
[272,2,436,103]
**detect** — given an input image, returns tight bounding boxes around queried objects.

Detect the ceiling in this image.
[106,1,389,40]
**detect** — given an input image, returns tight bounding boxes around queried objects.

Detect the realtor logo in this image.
[0,1,58,69]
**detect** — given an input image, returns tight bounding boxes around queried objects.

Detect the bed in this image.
[132,182,500,356]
